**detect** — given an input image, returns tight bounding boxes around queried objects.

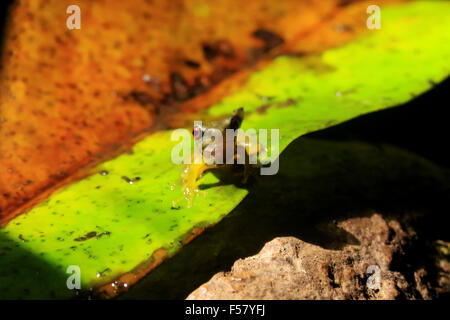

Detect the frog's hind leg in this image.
[233,146,257,184]
[242,157,251,184]
[241,141,267,184]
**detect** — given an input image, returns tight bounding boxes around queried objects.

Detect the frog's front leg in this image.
[177,159,220,208]
[179,163,207,208]
[235,139,266,184]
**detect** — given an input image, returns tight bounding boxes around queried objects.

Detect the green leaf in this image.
[0,1,449,299]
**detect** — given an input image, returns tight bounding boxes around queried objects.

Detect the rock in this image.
[187,214,449,300]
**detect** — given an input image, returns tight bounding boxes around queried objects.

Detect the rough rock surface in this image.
[187,214,449,300]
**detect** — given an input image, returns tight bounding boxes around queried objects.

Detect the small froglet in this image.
[173,107,266,208]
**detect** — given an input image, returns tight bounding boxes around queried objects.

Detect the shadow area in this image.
[0,0,14,66]
[308,76,450,169]
[0,231,76,299]
[120,135,450,299]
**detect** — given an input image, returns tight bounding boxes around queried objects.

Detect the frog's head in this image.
[192,107,244,147]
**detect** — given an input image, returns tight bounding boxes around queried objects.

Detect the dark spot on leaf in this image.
[121,176,132,184]
[202,43,217,61]
[127,90,153,106]
[74,231,97,242]
[257,104,271,115]
[252,29,284,51]
[170,72,189,101]
[184,59,200,69]
[337,0,359,7]
[202,40,235,61]
[277,98,297,108]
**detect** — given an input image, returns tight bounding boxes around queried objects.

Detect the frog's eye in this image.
[192,126,203,139]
